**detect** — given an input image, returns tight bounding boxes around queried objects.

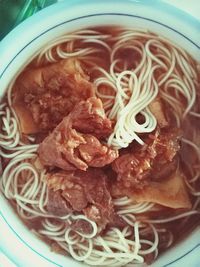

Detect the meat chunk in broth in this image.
[38,97,118,171]
[112,168,191,209]
[111,128,191,209]
[13,59,95,134]
[45,168,115,229]
[112,128,181,188]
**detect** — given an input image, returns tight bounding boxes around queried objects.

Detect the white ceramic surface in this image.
[0,1,200,267]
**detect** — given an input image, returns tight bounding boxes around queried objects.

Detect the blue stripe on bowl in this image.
[163,243,200,267]
[0,12,199,267]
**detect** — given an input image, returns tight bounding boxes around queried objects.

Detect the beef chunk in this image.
[112,128,181,188]
[13,59,95,133]
[38,97,118,171]
[45,168,115,229]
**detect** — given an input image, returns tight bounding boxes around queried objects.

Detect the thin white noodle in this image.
[147,210,199,224]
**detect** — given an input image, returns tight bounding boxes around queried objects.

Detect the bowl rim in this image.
[0,1,200,267]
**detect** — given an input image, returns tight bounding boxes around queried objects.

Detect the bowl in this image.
[0,0,200,266]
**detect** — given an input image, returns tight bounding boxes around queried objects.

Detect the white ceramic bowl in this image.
[0,1,200,266]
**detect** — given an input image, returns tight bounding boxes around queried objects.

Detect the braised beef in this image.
[38,97,118,171]
[13,59,95,134]
[45,168,115,229]
[112,128,181,189]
